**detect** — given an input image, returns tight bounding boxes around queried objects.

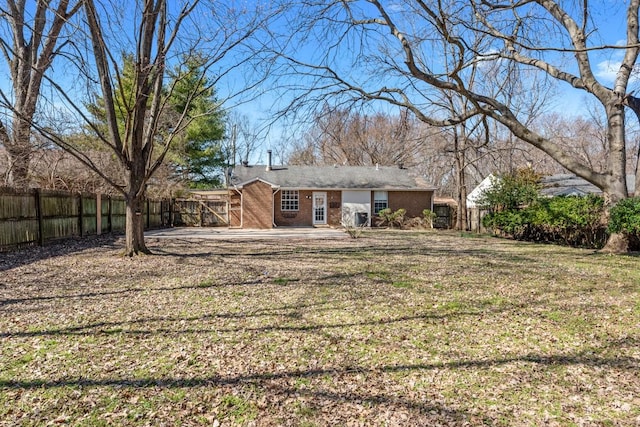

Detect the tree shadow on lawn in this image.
[0,262,411,310]
[0,269,364,311]
[0,235,122,272]
[0,276,230,310]
[0,373,469,423]
[0,292,564,340]
[0,310,476,338]
[5,255,619,347]
[148,232,524,258]
[0,338,637,422]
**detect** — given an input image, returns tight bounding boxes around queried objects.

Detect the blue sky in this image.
[230,1,640,152]
[0,0,638,163]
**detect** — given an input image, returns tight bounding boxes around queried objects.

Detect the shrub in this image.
[608,197,640,234]
[484,195,607,248]
[477,169,541,211]
[483,210,528,236]
[526,195,605,247]
[422,209,437,228]
[377,208,406,228]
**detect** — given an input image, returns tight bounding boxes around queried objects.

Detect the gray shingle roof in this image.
[468,173,638,205]
[539,174,602,197]
[229,165,434,190]
[540,174,636,197]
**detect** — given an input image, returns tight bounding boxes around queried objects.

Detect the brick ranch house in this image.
[227,156,436,229]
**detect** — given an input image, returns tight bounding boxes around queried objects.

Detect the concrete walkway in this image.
[145,227,349,240]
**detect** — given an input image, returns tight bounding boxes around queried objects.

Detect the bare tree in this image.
[225,111,265,166]
[288,107,427,167]
[25,0,276,256]
[272,1,640,251]
[0,0,81,187]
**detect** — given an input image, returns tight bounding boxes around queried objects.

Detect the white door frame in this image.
[312,191,327,225]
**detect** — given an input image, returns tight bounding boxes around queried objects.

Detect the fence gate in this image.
[173,196,228,227]
[433,204,453,229]
[467,208,488,233]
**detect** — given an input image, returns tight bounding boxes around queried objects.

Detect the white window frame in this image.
[281,190,299,211]
[373,191,388,214]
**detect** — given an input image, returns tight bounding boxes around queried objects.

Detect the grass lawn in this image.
[0,230,639,426]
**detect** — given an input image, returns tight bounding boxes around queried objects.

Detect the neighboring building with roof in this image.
[465,173,637,233]
[467,173,636,204]
[227,152,436,229]
[540,174,636,197]
[466,174,496,209]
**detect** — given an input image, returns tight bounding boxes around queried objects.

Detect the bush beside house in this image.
[479,170,610,249]
[483,195,607,248]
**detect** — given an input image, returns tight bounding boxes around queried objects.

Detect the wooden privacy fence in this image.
[467,207,489,233]
[173,198,229,227]
[0,187,170,250]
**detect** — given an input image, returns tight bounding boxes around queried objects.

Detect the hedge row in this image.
[483,195,608,248]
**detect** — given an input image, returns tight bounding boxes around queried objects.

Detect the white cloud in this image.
[595,59,620,82]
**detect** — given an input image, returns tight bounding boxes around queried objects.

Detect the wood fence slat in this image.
[0,187,171,252]
[36,189,44,246]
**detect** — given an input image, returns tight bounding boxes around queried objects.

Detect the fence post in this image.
[169,198,174,227]
[96,193,102,235]
[35,189,44,246]
[78,193,84,237]
[146,198,150,229]
[108,196,113,233]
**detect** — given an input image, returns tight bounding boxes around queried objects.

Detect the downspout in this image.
[430,190,434,213]
[272,187,280,228]
[430,190,435,228]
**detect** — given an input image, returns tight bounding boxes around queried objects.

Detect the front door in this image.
[312,192,327,225]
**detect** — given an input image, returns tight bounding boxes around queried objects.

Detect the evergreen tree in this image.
[85,54,227,189]
[168,56,226,188]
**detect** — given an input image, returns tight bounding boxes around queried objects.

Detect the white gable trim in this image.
[234,177,280,190]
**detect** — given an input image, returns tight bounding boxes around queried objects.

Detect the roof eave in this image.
[233,177,280,189]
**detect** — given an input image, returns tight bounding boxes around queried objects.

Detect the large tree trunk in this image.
[124,192,150,256]
[455,151,468,231]
[2,115,34,188]
[123,163,150,256]
[452,128,469,231]
[1,0,80,188]
[601,100,631,253]
[601,233,629,253]
[4,142,30,188]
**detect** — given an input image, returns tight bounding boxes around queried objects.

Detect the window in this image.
[281,190,299,211]
[374,191,388,214]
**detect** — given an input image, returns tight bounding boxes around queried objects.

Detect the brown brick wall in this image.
[388,191,433,218]
[326,191,342,226]
[274,190,311,226]
[229,191,241,227]
[235,187,432,229]
[241,181,274,229]
[273,190,343,227]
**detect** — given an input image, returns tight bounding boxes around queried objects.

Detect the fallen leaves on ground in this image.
[1,231,639,426]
